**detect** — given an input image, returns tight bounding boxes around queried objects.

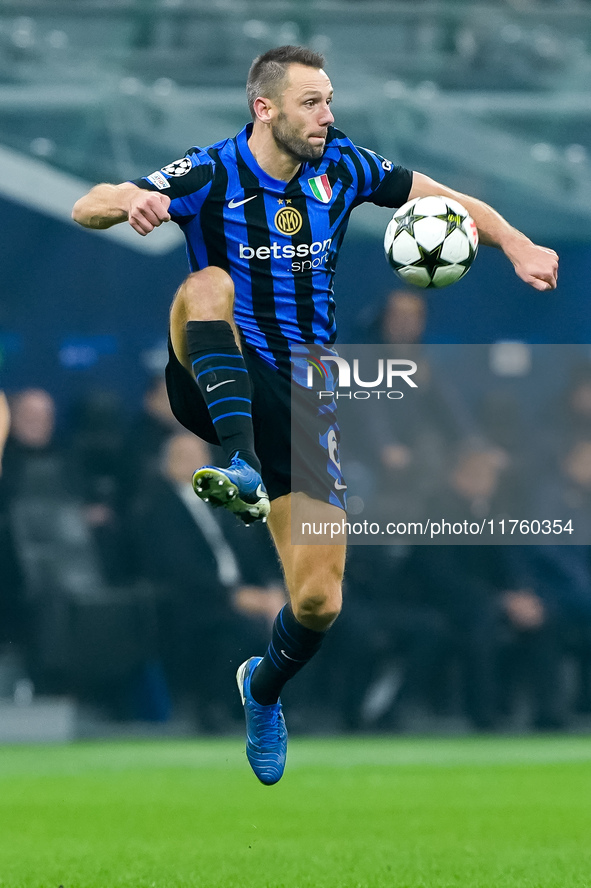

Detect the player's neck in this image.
[248,126,300,183]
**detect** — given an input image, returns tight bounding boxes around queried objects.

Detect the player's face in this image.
[271,64,334,162]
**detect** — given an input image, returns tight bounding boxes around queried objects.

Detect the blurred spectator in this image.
[403,542,564,730]
[525,437,591,709]
[119,374,181,509]
[429,444,517,523]
[566,366,591,440]
[0,389,62,657]
[0,390,9,475]
[2,388,60,497]
[0,391,27,702]
[2,390,159,719]
[68,389,125,502]
[360,289,426,345]
[347,291,476,523]
[476,385,533,471]
[67,390,128,582]
[474,387,534,521]
[131,432,285,731]
[324,544,449,731]
[402,446,565,729]
[0,389,25,652]
[539,362,591,474]
[503,545,591,722]
[403,543,500,730]
[534,438,591,544]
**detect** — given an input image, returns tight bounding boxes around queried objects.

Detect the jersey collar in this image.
[236,123,311,191]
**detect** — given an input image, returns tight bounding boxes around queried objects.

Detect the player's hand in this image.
[126,191,171,235]
[507,240,559,291]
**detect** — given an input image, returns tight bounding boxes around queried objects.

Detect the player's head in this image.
[382,290,426,344]
[161,432,211,484]
[562,439,591,489]
[450,447,503,500]
[144,375,177,429]
[10,388,55,449]
[247,45,334,161]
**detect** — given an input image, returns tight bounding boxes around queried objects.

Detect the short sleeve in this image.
[353,145,413,208]
[129,149,215,208]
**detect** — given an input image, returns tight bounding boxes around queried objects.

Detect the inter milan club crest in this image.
[308,174,332,203]
[275,205,302,235]
[160,157,192,177]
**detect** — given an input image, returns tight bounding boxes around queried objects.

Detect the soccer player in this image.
[72,45,558,785]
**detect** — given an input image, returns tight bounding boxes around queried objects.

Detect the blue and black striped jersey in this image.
[132,123,412,368]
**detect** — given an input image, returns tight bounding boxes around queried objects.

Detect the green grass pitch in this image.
[0,735,590,887]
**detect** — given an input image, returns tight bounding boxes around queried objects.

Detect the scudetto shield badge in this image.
[308,174,332,203]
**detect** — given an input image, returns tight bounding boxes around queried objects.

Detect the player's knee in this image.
[294,584,343,631]
[177,266,235,321]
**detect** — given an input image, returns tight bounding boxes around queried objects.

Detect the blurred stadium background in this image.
[1,0,591,745]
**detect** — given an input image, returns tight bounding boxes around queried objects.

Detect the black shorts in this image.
[165,337,346,508]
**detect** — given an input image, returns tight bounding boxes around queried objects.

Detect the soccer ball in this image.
[384,195,478,288]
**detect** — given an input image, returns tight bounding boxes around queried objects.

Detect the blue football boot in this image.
[236,657,287,786]
[192,455,270,525]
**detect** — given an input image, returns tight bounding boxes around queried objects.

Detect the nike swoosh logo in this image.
[206,379,235,392]
[228,195,257,209]
[334,481,348,490]
[281,649,302,662]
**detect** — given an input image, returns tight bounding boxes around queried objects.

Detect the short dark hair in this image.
[246,45,326,119]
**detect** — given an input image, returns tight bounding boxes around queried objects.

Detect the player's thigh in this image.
[169,267,237,371]
[169,280,192,372]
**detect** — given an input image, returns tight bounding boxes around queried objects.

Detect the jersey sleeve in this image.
[351,144,413,208]
[129,149,215,218]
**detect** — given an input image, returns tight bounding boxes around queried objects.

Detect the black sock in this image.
[249,604,327,705]
[186,320,260,472]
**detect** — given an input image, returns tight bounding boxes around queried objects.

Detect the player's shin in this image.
[249,603,327,705]
[186,320,260,471]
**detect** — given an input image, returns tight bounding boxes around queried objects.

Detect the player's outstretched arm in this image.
[71,182,171,236]
[409,172,558,291]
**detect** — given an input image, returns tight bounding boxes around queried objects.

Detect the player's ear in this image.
[253,96,275,124]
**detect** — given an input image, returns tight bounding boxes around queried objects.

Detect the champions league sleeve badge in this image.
[160,157,193,177]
